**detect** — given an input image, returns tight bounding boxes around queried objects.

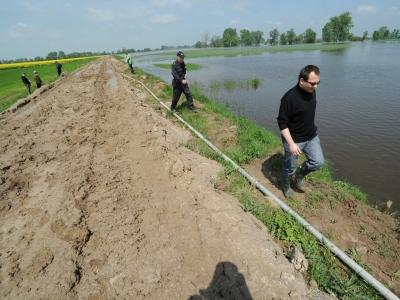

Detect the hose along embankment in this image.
[112,59,399,300]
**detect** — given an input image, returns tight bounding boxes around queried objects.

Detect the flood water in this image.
[132,42,400,210]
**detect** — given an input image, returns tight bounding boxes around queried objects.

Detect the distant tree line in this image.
[195,11,399,48]
[372,27,400,40]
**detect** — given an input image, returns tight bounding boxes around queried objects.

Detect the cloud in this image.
[388,6,400,16]
[231,20,240,25]
[85,8,115,21]
[141,25,154,31]
[17,23,28,28]
[150,0,192,10]
[151,14,177,23]
[356,5,378,14]
[265,20,283,27]
[232,4,246,11]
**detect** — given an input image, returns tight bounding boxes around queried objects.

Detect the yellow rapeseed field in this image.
[0,56,105,70]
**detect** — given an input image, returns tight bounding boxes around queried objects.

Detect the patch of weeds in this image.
[384,270,400,282]
[308,190,326,204]
[322,229,334,240]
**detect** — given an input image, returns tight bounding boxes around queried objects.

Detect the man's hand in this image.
[289,143,301,156]
[182,79,187,85]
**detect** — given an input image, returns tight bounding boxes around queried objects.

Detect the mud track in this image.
[1,57,336,299]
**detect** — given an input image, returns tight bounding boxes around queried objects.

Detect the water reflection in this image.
[107,77,117,87]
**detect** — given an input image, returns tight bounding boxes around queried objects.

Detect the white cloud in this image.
[388,6,400,16]
[150,0,193,10]
[142,25,154,31]
[85,8,115,21]
[17,23,28,27]
[231,20,240,25]
[265,20,283,27]
[232,4,246,11]
[151,14,177,23]
[356,5,378,14]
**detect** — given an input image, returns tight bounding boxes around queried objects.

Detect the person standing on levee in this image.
[277,65,324,197]
[170,51,197,113]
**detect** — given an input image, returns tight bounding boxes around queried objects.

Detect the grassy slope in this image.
[0,57,98,112]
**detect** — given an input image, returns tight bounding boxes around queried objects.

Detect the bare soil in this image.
[0,56,398,299]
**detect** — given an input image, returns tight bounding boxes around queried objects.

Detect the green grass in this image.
[153,63,203,71]
[0,57,98,112]
[208,78,264,92]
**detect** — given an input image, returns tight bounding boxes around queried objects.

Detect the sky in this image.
[0,0,399,60]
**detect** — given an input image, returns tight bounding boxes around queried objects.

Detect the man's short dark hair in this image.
[298,65,320,81]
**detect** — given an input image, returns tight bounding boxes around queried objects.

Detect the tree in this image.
[58,51,66,59]
[322,11,353,43]
[362,31,368,41]
[222,28,239,47]
[210,35,221,47]
[280,33,287,45]
[251,30,264,45]
[240,29,252,46]
[390,29,399,39]
[195,41,203,48]
[286,29,296,45]
[304,28,317,43]
[269,28,280,45]
[46,52,58,60]
[294,33,304,44]
[202,31,210,48]
[372,26,390,40]
[322,22,334,42]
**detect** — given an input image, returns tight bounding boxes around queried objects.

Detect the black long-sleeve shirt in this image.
[171,60,186,87]
[21,75,30,85]
[277,83,317,143]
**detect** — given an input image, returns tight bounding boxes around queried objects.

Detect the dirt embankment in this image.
[0,57,342,299]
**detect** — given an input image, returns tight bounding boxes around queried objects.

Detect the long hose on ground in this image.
[112,60,399,300]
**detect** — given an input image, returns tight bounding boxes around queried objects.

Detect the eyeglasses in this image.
[306,80,320,87]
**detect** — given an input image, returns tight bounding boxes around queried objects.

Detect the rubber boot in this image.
[295,162,312,192]
[282,176,294,198]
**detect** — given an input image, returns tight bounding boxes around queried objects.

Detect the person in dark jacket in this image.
[33,71,43,88]
[170,51,197,113]
[55,61,62,76]
[277,65,324,197]
[21,72,31,95]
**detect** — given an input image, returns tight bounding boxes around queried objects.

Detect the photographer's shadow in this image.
[188,261,253,300]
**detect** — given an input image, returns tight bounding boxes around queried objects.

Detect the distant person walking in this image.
[55,61,62,76]
[21,72,31,95]
[125,52,134,74]
[170,51,197,113]
[277,65,324,197]
[33,71,43,88]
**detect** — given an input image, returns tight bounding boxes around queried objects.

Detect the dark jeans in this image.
[25,84,31,94]
[57,69,61,76]
[36,83,42,88]
[281,135,324,177]
[128,64,134,74]
[171,84,194,109]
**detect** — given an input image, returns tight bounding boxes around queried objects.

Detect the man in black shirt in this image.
[21,73,31,95]
[55,61,62,76]
[170,51,197,113]
[277,65,324,197]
